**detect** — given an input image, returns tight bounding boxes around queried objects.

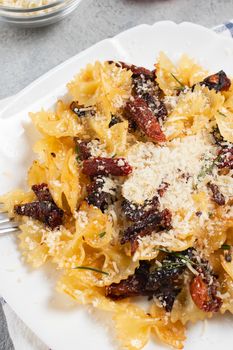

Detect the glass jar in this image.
[0,0,82,27]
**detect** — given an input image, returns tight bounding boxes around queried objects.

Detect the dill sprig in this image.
[218,110,228,118]
[74,266,109,275]
[99,231,106,238]
[156,248,197,269]
[170,73,185,91]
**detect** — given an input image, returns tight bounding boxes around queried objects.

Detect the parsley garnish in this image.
[171,73,185,91]
[74,266,109,275]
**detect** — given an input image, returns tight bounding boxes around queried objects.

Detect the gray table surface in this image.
[0,0,233,100]
[0,0,232,349]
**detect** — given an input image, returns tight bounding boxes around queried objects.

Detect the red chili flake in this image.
[200,70,231,92]
[190,275,222,312]
[124,97,166,142]
[207,182,226,206]
[82,157,133,177]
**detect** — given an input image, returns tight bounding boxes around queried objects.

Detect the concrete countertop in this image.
[0,0,232,99]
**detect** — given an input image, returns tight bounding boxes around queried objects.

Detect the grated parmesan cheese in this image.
[121,131,228,257]
[0,0,55,7]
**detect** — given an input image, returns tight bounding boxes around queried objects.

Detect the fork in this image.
[0,213,19,234]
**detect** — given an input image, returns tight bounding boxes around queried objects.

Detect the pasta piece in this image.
[30,100,84,138]
[31,137,82,212]
[151,304,186,349]
[171,282,213,324]
[165,85,224,139]
[113,305,156,350]
[0,190,35,217]
[177,54,208,86]
[67,61,132,115]
[215,109,233,143]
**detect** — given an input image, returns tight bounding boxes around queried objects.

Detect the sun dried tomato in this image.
[108,61,155,80]
[32,183,54,202]
[106,252,189,311]
[105,261,150,300]
[207,182,226,206]
[217,146,233,170]
[121,209,172,254]
[142,92,168,123]
[124,97,166,142]
[82,157,133,177]
[146,254,186,312]
[121,195,159,222]
[14,184,63,229]
[190,275,222,312]
[74,139,92,161]
[15,200,63,229]
[200,70,231,92]
[86,176,115,212]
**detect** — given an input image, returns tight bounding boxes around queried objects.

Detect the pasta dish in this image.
[1,53,233,349]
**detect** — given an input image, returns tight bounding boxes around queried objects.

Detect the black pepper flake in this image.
[109,114,122,128]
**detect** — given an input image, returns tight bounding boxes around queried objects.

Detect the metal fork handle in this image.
[0,227,19,234]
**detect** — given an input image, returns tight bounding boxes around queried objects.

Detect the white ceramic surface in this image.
[1,21,233,350]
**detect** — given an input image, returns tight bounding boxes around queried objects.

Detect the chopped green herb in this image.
[99,231,106,238]
[112,154,117,158]
[156,248,197,267]
[208,212,214,218]
[197,155,221,180]
[221,244,231,250]
[218,110,228,118]
[171,73,185,91]
[75,145,81,163]
[74,266,109,275]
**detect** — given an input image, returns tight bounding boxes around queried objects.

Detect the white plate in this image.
[1,21,233,350]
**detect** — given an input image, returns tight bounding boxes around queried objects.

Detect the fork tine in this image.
[0,218,10,224]
[0,226,19,234]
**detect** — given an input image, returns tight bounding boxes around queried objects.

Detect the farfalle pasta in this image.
[1,53,233,350]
